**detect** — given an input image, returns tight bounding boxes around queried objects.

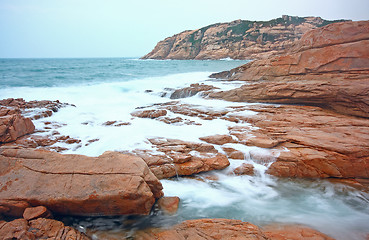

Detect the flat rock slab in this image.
[0,147,163,217]
[133,218,335,240]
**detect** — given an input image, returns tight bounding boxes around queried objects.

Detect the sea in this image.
[1,58,369,239]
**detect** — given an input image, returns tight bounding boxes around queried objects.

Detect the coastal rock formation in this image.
[131,138,230,179]
[234,104,369,179]
[203,20,369,179]
[262,224,335,240]
[209,20,369,118]
[170,83,217,99]
[0,110,34,143]
[142,16,346,60]
[0,217,90,240]
[0,147,163,217]
[0,98,72,120]
[134,219,334,240]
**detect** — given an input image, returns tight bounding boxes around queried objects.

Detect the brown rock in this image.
[0,218,90,240]
[228,104,369,179]
[209,21,369,118]
[131,109,167,119]
[222,147,245,160]
[170,83,217,99]
[0,114,35,143]
[133,138,230,179]
[0,147,163,217]
[157,196,180,215]
[247,136,279,148]
[263,224,335,240]
[142,16,345,60]
[200,134,236,145]
[134,218,268,239]
[233,163,255,176]
[23,206,52,220]
[0,98,71,120]
[0,219,32,240]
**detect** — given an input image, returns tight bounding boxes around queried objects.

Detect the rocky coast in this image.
[1,20,369,239]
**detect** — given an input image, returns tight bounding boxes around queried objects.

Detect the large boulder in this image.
[0,147,163,217]
[209,21,369,118]
[0,109,35,143]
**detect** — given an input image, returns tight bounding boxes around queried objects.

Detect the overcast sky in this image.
[1,0,368,58]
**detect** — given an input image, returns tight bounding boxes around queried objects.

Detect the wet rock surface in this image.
[129,138,230,179]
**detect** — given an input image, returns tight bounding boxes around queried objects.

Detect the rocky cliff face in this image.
[209,20,369,118]
[142,15,347,60]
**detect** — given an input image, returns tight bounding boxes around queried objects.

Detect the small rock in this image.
[23,206,52,220]
[157,196,180,215]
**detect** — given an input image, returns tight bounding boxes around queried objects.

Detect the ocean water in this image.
[1,58,369,240]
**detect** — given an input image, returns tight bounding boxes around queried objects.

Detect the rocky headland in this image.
[1,20,369,239]
[142,15,347,60]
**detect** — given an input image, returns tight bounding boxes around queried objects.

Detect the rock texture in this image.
[0,217,90,240]
[0,109,34,143]
[0,98,71,120]
[209,20,369,118]
[203,21,369,179]
[130,138,230,179]
[0,147,163,217]
[225,103,369,178]
[263,224,335,240]
[142,16,346,60]
[133,219,334,240]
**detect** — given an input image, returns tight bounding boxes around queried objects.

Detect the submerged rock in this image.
[131,138,230,179]
[0,147,163,217]
[157,196,180,215]
[170,83,217,99]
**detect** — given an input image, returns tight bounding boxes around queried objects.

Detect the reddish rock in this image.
[199,134,236,145]
[230,104,369,179]
[0,218,90,240]
[263,224,335,240]
[0,147,163,217]
[133,138,230,179]
[209,21,369,118]
[0,98,72,120]
[131,109,167,119]
[0,218,33,240]
[233,163,255,176]
[157,196,180,215]
[134,218,268,239]
[23,206,52,220]
[170,83,217,99]
[142,16,345,60]
[0,114,35,143]
[247,136,279,148]
[222,147,245,160]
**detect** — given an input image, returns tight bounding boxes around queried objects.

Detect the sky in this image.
[1,0,368,58]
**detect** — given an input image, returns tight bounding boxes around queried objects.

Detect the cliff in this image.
[142,15,347,60]
[209,20,369,118]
